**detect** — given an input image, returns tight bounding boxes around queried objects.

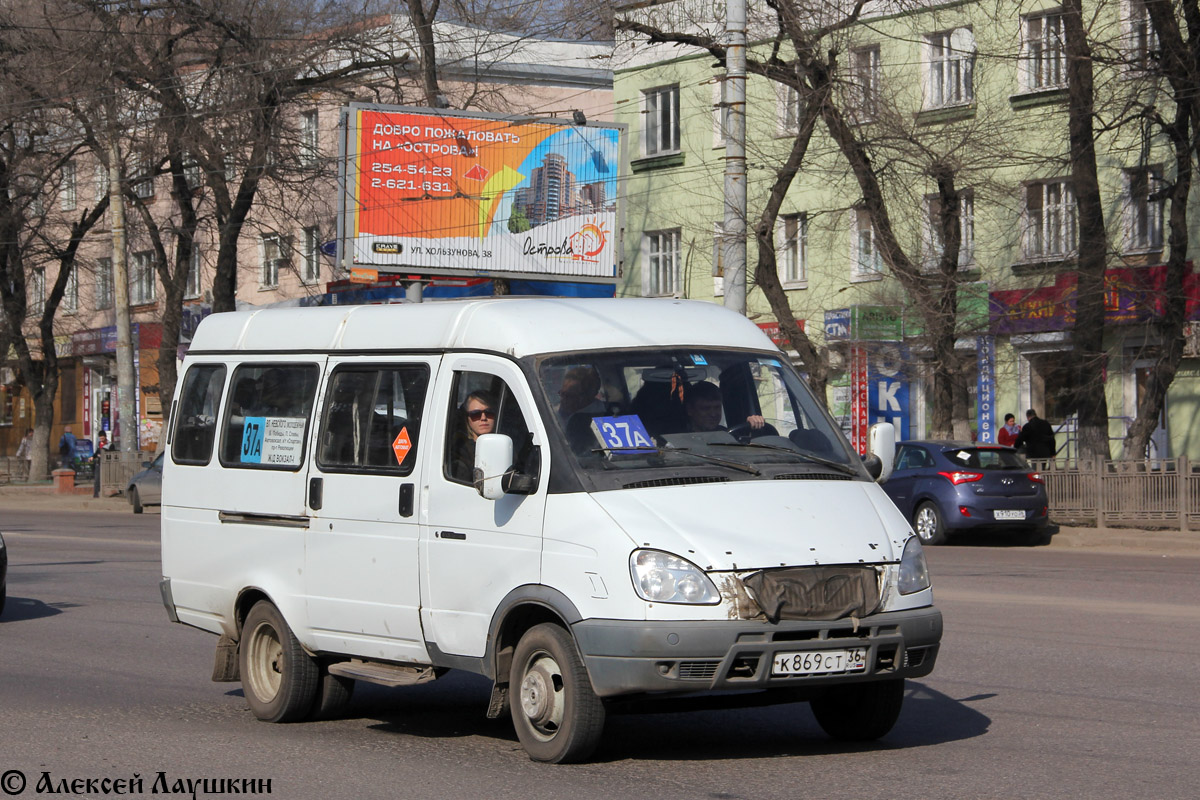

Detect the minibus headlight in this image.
[629,550,720,604]
[898,536,931,595]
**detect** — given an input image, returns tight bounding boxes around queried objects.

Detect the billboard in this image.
[340,104,622,282]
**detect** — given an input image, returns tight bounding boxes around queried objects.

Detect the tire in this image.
[309,667,355,721]
[810,678,905,742]
[509,623,606,763]
[239,600,318,723]
[130,487,143,514]
[913,502,947,545]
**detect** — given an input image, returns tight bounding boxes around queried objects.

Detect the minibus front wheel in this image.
[510,623,606,763]
[240,600,318,723]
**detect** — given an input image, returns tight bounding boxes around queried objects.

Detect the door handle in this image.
[308,477,323,510]
[398,483,414,517]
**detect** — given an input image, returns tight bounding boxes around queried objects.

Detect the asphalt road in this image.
[1,509,1197,800]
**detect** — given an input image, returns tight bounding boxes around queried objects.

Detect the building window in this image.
[644,229,680,297]
[852,209,883,278]
[850,45,882,122]
[184,154,203,190]
[96,257,113,310]
[300,110,319,166]
[1124,0,1159,72]
[1124,167,1164,253]
[1023,179,1077,260]
[713,80,730,147]
[95,162,109,200]
[133,156,154,199]
[29,269,45,315]
[130,251,157,305]
[1022,11,1067,91]
[926,29,974,108]
[60,161,76,210]
[302,227,320,284]
[185,247,202,299]
[924,190,975,270]
[780,213,807,285]
[261,233,285,288]
[64,268,79,312]
[643,85,680,156]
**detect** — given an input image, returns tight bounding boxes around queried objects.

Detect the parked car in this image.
[127,452,164,514]
[882,441,1049,545]
[1,531,8,616]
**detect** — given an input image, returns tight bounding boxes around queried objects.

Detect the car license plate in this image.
[771,649,866,676]
[994,509,1026,520]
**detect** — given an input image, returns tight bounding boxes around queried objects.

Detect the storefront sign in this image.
[976,335,996,443]
[850,346,869,454]
[990,265,1200,334]
[756,318,805,348]
[868,344,910,442]
[825,309,851,340]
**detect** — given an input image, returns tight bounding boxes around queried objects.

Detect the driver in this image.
[684,381,765,433]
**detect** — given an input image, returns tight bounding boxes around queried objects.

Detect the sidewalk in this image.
[0,481,133,513]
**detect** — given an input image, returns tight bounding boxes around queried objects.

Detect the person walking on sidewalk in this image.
[92,433,111,497]
[15,428,33,482]
[1015,409,1057,459]
[57,426,77,471]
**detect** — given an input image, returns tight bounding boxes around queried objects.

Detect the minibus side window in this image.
[219,363,320,470]
[172,364,227,465]
[317,366,429,475]
[444,371,532,486]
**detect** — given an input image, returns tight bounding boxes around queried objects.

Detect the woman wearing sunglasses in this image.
[450,390,498,483]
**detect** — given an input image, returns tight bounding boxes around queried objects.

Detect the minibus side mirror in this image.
[474,433,514,501]
[864,422,895,483]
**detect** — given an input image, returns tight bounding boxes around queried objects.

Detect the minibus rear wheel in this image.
[240,600,318,723]
[810,678,905,741]
[510,623,605,763]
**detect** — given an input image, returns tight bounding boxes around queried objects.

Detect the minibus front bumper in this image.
[571,606,941,698]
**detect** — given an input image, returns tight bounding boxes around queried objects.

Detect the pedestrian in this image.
[15,428,33,482]
[1014,409,1056,459]
[998,413,1021,447]
[93,433,110,497]
[57,425,77,471]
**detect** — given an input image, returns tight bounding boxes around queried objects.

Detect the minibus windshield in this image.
[536,348,862,479]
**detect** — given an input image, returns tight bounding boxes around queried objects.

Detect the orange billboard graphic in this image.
[341,105,621,282]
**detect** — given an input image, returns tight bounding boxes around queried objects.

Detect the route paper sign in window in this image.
[339,104,623,283]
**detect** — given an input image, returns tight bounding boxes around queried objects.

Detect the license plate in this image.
[771,648,866,676]
[994,509,1026,520]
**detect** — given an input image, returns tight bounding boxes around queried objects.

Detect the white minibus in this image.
[160,297,940,762]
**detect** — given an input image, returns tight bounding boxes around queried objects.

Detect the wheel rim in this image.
[915,507,938,541]
[245,620,284,703]
[518,650,565,742]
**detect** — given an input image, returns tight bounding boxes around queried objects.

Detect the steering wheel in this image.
[728,419,780,443]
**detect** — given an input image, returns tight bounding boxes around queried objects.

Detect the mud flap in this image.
[486,682,509,719]
[211,634,240,682]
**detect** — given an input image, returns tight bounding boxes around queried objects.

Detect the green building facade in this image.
[615,0,1200,459]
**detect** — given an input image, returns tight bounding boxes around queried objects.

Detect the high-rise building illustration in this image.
[513,153,611,228]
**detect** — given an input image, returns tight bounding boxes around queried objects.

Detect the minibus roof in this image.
[186,297,781,357]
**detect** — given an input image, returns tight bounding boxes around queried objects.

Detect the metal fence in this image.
[98,451,153,497]
[1032,457,1199,531]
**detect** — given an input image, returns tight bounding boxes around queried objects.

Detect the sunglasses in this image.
[466,408,496,421]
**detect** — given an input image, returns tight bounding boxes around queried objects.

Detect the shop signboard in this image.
[340,104,622,282]
[824,308,851,341]
[868,344,910,442]
[853,306,904,341]
[850,346,869,454]
[756,318,805,348]
[976,335,996,443]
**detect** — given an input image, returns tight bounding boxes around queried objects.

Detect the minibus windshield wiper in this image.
[710,441,860,476]
[590,446,762,476]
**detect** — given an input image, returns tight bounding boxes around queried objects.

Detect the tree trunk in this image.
[1063,0,1111,462]
[407,0,442,107]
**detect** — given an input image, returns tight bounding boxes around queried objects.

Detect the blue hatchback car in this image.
[882,441,1049,545]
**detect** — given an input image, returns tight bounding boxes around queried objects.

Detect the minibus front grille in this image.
[677,660,722,680]
[623,476,730,489]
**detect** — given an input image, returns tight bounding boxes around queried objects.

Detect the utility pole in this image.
[722,0,748,315]
[108,136,136,454]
